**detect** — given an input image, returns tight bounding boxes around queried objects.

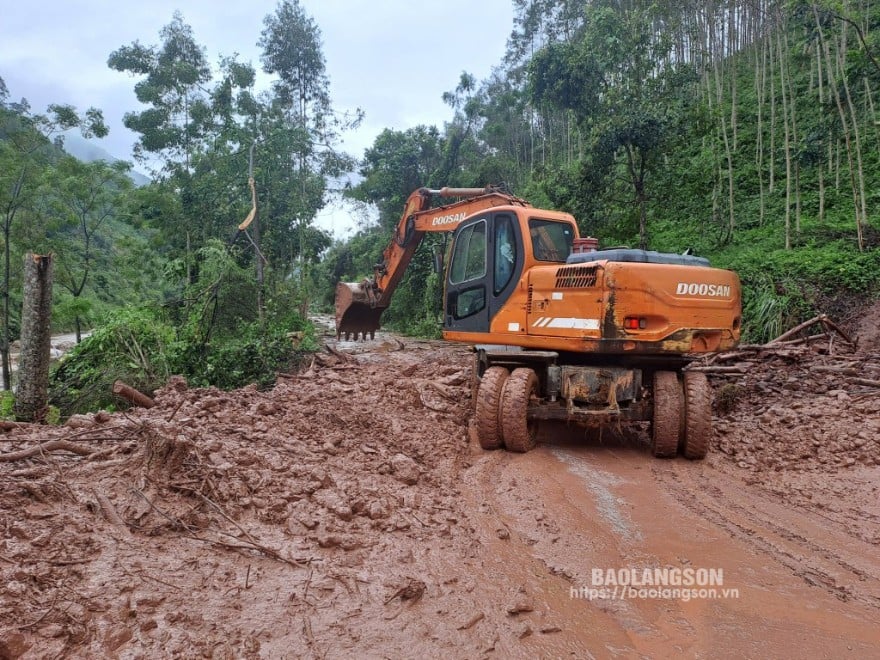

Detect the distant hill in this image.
[61,133,150,187]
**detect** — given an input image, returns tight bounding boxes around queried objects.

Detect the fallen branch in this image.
[323,343,351,362]
[821,316,855,345]
[687,366,748,374]
[810,365,860,376]
[95,491,131,535]
[850,377,880,388]
[0,440,93,462]
[112,380,155,409]
[458,612,485,631]
[767,315,827,344]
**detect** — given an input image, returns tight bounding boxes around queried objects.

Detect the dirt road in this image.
[0,325,878,658]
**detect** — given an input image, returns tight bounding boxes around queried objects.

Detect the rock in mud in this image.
[391,453,420,485]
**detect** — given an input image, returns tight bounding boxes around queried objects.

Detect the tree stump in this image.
[14,253,53,422]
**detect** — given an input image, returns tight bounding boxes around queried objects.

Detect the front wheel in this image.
[501,368,540,453]
[475,367,509,450]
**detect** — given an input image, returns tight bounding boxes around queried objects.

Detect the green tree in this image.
[258,0,358,308]
[529,4,692,248]
[0,100,106,389]
[35,158,133,342]
[108,11,212,172]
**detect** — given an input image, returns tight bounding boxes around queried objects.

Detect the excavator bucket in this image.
[335,282,385,341]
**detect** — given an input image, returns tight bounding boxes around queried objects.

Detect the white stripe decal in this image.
[542,317,601,330]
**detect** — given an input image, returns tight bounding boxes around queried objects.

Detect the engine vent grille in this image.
[555,266,598,288]
[526,284,534,313]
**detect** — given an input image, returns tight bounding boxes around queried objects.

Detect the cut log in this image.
[112,381,155,408]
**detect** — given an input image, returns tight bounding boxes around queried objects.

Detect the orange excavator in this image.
[336,186,741,459]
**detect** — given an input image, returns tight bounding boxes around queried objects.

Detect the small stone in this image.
[4,581,25,597]
[496,528,510,540]
[37,625,64,639]
[317,534,342,548]
[103,626,133,652]
[368,500,389,520]
[507,598,534,615]
[0,632,30,659]
[391,453,420,485]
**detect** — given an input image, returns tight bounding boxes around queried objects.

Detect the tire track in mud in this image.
[651,463,880,610]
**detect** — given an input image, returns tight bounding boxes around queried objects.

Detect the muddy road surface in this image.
[1,324,878,658]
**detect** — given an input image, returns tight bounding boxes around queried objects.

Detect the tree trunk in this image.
[778,28,793,250]
[14,253,53,423]
[1,221,10,391]
[815,7,864,251]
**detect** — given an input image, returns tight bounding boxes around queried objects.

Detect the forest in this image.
[2,0,879,418]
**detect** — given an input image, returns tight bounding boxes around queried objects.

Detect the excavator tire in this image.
[652,371,682,458]
[682,371,712,460]
[475,367,509,450]
[501,368,540,453]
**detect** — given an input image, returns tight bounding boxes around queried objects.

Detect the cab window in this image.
[450,220,487,283]
[529,219,574,262]
[494,215,516,294]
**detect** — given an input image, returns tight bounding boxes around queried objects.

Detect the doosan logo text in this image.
[676,282,731,297]
[431,212,467,226]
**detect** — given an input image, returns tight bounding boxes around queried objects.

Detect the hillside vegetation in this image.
[2,0,879,418]
[323,0,880,342]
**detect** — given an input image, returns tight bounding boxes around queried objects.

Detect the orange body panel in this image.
[442,209,741,357]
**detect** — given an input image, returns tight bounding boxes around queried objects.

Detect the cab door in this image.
[444,213,523,333]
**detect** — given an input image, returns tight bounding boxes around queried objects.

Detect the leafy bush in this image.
[178,314,317,390]
[50,307,174,415]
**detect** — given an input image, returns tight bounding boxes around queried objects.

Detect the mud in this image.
[1,319,878,658]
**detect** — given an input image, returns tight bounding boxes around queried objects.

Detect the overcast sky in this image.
[0,0,515,236]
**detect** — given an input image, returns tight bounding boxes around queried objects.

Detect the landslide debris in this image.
[0,341,482,658]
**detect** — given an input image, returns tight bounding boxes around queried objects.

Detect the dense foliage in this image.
[4,0,880,417]
[323,0,880,341]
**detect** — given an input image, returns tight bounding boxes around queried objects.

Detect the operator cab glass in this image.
[529,219,574,262]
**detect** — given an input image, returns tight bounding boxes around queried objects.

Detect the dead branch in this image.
[0,440,93,462]
[95,491,131,535]
[810,366,860,376]
[687,366,748,374]
[323,343,351,361]
[767,315,827,344]
[458,612,486,631]
[850,378,880,388]
[821,316,855,345]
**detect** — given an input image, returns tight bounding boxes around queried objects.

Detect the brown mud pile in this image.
[1,329,878,658]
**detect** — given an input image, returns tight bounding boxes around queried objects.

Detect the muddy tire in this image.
[652,371,682,458]
[500,368,540,453]
[682,371,712,460]
[475,367,509,450]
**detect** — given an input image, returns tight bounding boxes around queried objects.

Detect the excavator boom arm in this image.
[335,186,530,339]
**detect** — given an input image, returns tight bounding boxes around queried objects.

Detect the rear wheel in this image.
[475,367,509,450]
[682,372,712,459]
[652,371,682,458]
[501,368,540,453]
